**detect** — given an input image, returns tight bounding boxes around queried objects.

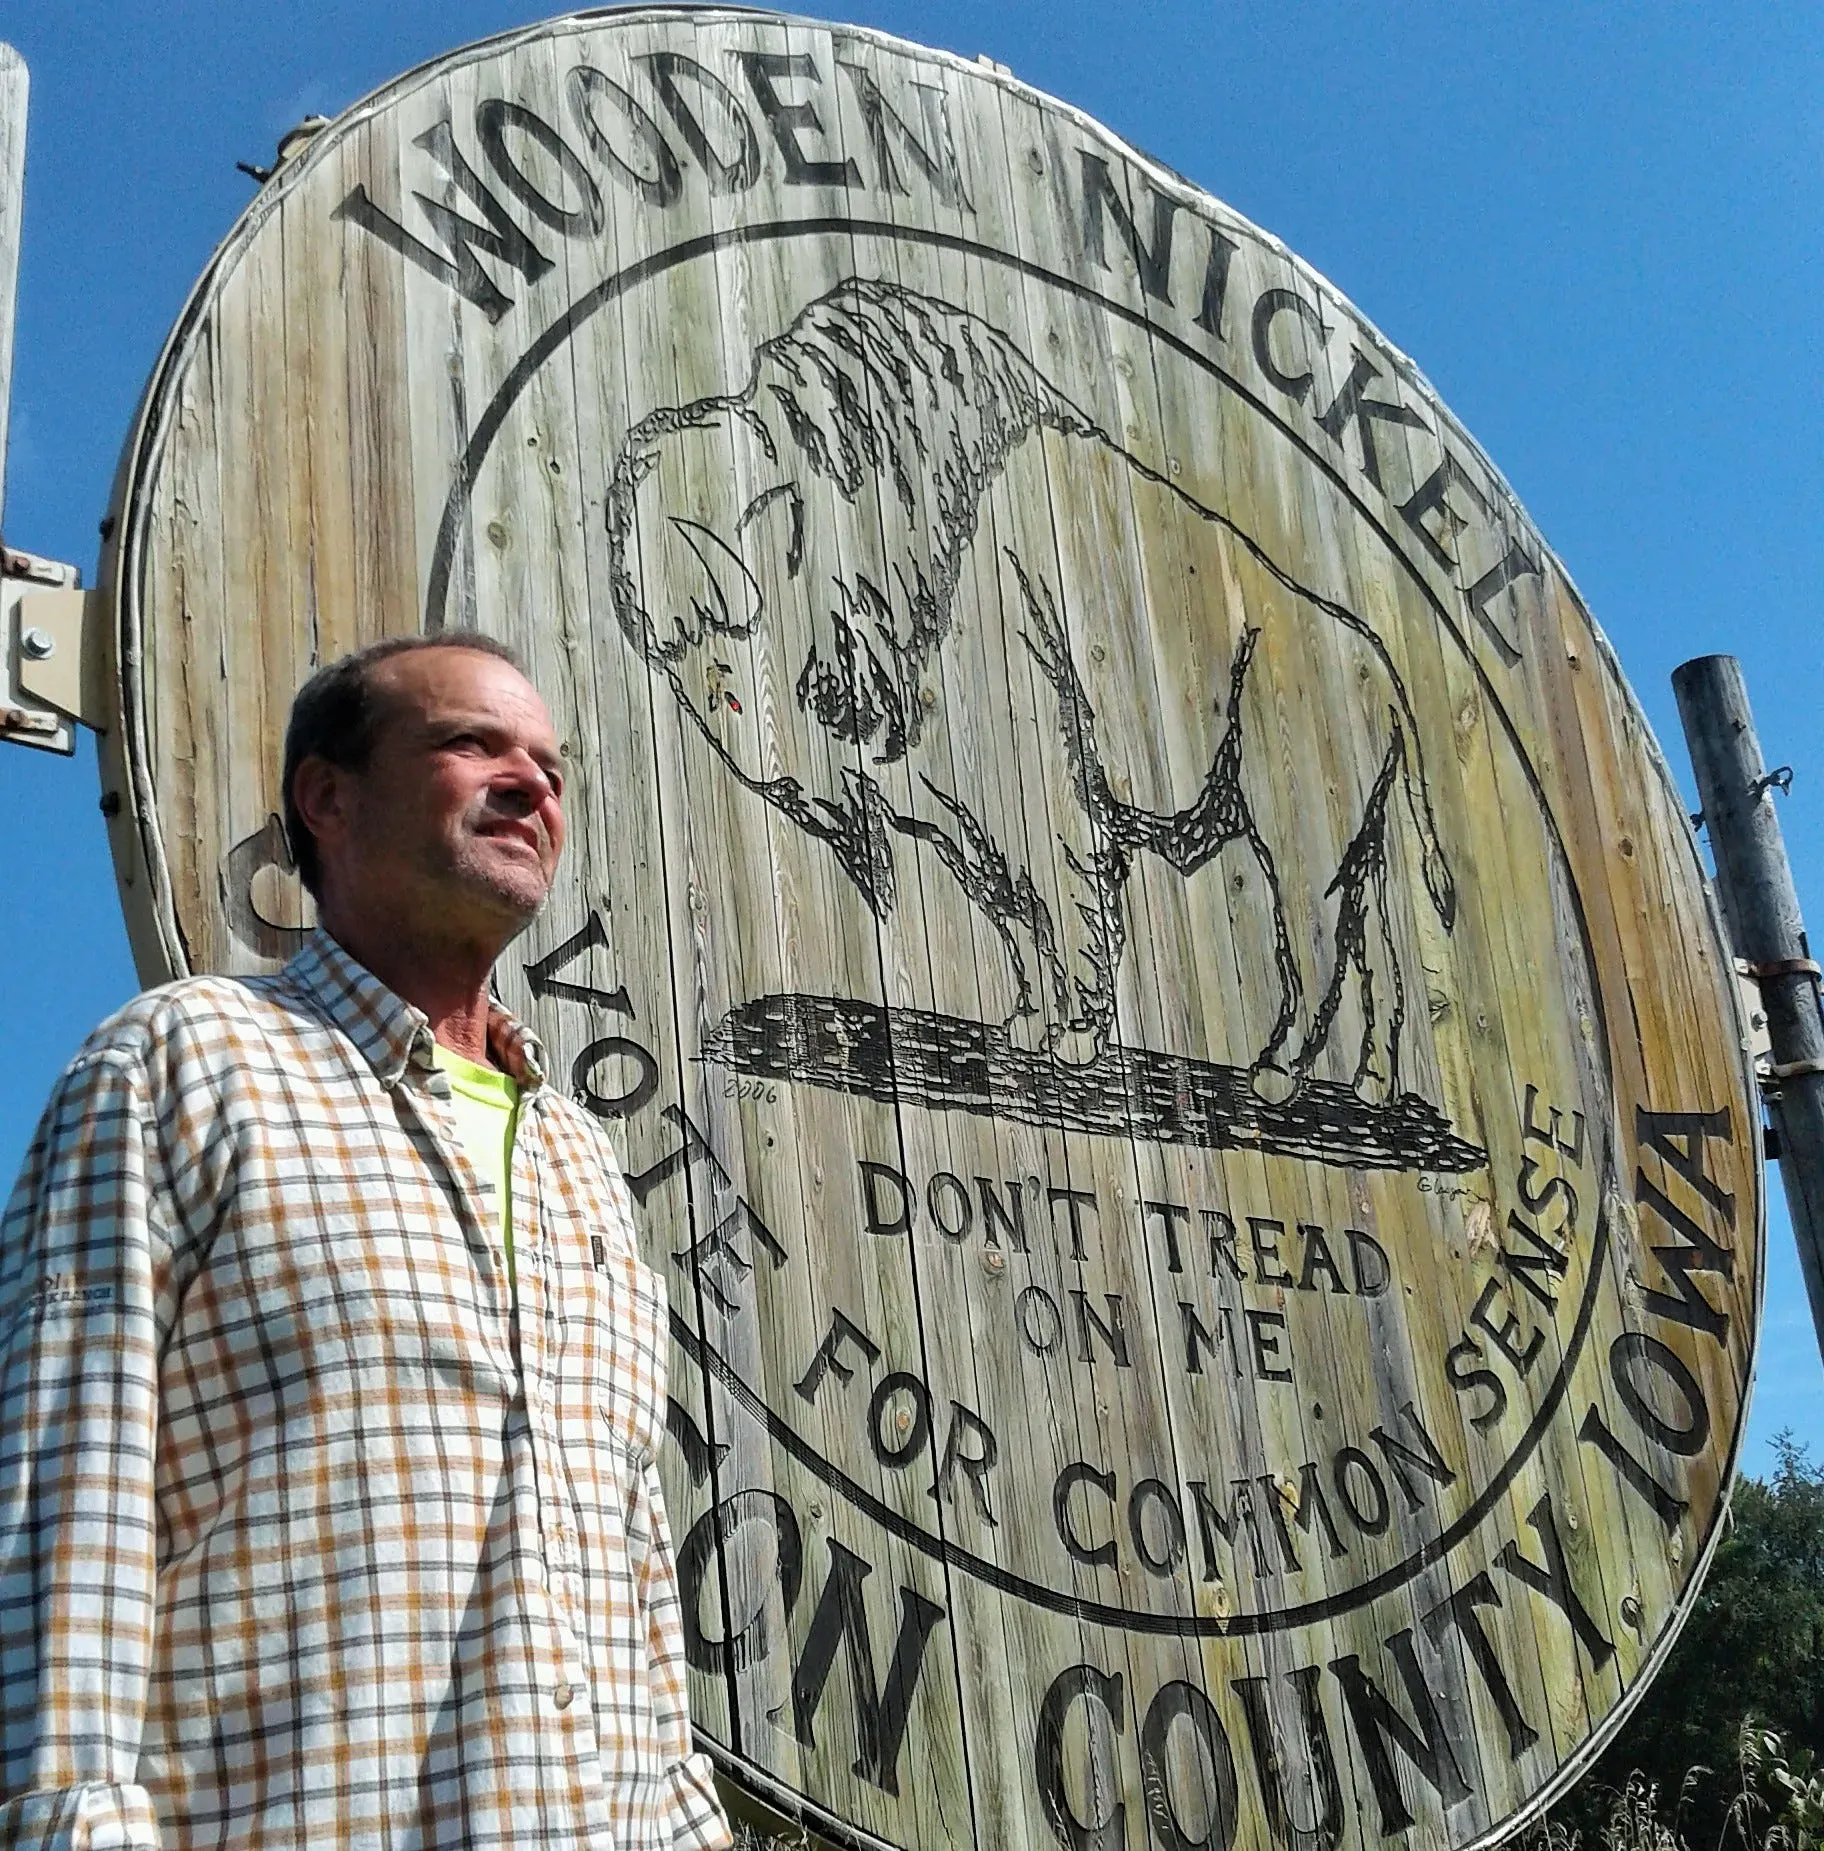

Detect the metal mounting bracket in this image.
[1741,955,1822,982]
[1733,956,1775,1080]
[1,546,106,755]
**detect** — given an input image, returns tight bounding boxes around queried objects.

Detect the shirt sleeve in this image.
[638,1451,731,1851]
[0,1049,167,1849]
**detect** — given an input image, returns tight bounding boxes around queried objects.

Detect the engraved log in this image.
[101,15,1763,1851]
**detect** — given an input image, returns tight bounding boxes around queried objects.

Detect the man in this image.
[0,636,733,1851]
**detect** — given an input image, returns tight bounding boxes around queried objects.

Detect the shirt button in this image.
[554,1683,575,1710]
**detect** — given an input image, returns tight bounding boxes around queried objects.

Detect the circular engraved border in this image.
[431,218,1621,1636]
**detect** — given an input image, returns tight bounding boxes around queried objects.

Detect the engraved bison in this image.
[602,277,1455,1107]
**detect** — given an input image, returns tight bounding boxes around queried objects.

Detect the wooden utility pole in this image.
[0,49,93,758]
[0,43,27,531]
[1674,654,1824,1367]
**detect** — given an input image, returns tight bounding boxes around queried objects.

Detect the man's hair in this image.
[282,633,530,898]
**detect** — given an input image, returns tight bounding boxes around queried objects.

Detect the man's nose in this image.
[495,748,559,808]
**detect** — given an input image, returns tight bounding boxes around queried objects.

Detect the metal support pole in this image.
[1673,653,1824,1368]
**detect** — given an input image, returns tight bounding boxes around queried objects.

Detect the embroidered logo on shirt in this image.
[17,1274,115,1320]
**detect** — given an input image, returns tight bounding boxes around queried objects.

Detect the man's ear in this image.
[289,756,352,862]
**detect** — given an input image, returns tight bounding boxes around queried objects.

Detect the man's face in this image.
[322,647,566,939]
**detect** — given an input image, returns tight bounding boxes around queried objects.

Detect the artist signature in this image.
[1418,1174,1491,1206]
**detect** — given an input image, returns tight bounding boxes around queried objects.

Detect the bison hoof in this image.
[1003,1008,1052,1055]
[1003,1008,1108,1068]
[1249,1060,1300,1105]
[1046,1023,1107,1068]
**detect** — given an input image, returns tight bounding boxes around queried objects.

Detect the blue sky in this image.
[1,2,1818,1475]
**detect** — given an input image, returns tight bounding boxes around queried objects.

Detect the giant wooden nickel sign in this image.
[102,13,1763,1851]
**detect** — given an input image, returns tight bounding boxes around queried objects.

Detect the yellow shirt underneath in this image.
[431,1041,520,1298]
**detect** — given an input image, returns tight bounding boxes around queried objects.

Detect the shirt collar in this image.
[284,928,548,1093]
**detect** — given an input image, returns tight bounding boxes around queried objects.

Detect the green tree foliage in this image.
[1547,1435,1824,1850]
[1727,1724,1824,1851]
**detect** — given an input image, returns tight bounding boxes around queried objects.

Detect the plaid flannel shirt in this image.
[0,931,732,1851]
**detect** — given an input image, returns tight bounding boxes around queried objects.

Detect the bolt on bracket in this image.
[1732,957,1775,1080]
[1,547,107,755]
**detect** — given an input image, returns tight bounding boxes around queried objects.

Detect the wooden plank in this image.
[828,50,1089,1851]
[1118,236,1392,1851]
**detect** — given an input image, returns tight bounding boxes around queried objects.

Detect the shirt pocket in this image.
[581,1243,668,1468]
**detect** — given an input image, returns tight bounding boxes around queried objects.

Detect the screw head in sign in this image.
[19,628,54,660]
